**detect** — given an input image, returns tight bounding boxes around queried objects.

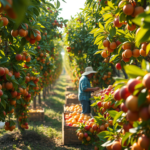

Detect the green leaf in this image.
[121,132,132,146]
[94,36,104,45]
[141,59,147,70]
[1,99,6,109]
[21,38,27,46]
[97,131,113,139]
[94,50,102,55]
[124,65,146,78]
[99,22,104,29]
[113,111,123,125]
[13,0,31,28]
[18,46,24,53]
[90,101,97,106]
[28,81,35,86]
[133,83,144,96]
[146,43,150,55]
[119,12,126,22]
[110,27,116,37]
[108,110,118,118]
[10,75,19,85]
[0,57,8,65]
[90,28,99,34]
[101,140,114,147]
[136,28,150,46]
[109,54,119,62]
[57,0,60,8]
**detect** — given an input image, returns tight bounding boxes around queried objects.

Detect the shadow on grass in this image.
[0,130,71,150]
[54,87,66,92]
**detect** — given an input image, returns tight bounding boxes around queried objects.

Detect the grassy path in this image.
[0,74,93,150]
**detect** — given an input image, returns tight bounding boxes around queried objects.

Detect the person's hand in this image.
[94,87,100,91]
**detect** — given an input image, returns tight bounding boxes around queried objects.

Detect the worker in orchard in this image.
[78,66,100,114]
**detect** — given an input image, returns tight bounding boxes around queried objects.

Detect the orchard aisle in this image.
[0,74,92,150]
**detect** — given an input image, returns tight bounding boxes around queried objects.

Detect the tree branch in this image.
[143,0,147,9]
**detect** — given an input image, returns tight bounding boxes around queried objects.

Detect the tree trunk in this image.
[143,0,147,9]
[50,84,51,91]
[122,69,128,79]
[15,108,25,131]
[33,96,36,109]
[111,64,120,77]
[38,93,41,105]
[43,88,46,99]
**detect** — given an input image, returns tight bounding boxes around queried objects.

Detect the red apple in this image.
[114,17,122,28]
[24,122,28,126]
[120,86,130,100]
[115,108,120,112]
[116,40,122,46]
[0,90,3,96]
[105,91,109,95]
[84,133,88,137]
[107,88,111,92]
[68,123,72,126]
[120,103,128,112]
[37,46,41,49]
[97,101,102,108]
[115,63,122,70]
[139,107,150,121]
[123,123,133,132]
[92,124,97,130]
[11,91,17,98]
[14,72,20,78]
[15,54,22,61]
[127,79,142,94]
[84,125,90,130]
[114,89,121,101]
[0,67,5,76]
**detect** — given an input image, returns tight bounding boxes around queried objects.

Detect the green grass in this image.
[0,74,93,150]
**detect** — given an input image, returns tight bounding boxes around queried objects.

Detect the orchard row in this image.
[64,0,150,149]
[0,0,65,131]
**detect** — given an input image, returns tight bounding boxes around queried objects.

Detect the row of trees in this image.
[0,0,65,131]
[64,0,150,149]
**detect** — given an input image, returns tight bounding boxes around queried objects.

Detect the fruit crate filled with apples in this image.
[28,107,44,122]
[65,93,79,105]
[62,112,92,145]
[64,104,82,113]
[66,86,76,91]
[66,93,78,99]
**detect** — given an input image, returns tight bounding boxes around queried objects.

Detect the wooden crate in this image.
[64,104,82,113]
[62,113,82,145]
[66,86,76,91]
[28,108,44,121]
[65,97,80,105]
[65,91,72,96]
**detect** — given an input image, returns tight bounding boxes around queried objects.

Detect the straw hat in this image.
[82,66,97,76]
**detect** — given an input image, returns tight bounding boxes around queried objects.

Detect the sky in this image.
[58,0,86,56]
[59,0,86,20]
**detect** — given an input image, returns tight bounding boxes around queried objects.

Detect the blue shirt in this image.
[78,75,91,101]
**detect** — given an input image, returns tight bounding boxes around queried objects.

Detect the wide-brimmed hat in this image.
[82,66,97,76]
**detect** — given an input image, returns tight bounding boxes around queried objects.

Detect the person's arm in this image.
[81,77,100,92]
[84,87,99,92]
